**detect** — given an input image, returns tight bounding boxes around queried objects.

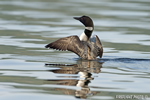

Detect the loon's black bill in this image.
[73,17,80,20]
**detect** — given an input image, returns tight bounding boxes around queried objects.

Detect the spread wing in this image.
[45,35,84,57]
[95,35,103,58]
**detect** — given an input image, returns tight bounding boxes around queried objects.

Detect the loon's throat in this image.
[79,27,93,41]
[84,29,92,38]
[79,30,92,41]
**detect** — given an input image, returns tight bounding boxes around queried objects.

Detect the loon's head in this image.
[73,15,94,31]
[74,15,94,41]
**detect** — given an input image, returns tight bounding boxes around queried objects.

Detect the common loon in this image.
[45,15,103,60]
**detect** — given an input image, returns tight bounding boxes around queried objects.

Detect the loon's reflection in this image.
[45,60,103,99]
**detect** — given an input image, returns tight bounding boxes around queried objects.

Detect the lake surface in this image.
[0,0,150,100]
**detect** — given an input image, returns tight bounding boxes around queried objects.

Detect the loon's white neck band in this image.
[85,27,93,31]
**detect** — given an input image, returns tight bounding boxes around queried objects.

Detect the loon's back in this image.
[81,35,103,60]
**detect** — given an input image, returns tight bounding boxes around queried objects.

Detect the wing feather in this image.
[45,35,84,57]
[95,35,103,58]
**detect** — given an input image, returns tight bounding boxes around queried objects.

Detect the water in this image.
[0,0,150,100]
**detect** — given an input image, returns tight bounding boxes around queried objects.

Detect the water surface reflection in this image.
[45,60,103,99]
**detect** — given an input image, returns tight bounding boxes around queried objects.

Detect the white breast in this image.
[79,32,88,41]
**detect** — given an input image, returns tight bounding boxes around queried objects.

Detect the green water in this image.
[0,0,150,100]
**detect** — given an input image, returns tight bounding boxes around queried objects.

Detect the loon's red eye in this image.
[80,17,84,23]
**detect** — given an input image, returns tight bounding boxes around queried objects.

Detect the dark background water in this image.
[0,0,150,100]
